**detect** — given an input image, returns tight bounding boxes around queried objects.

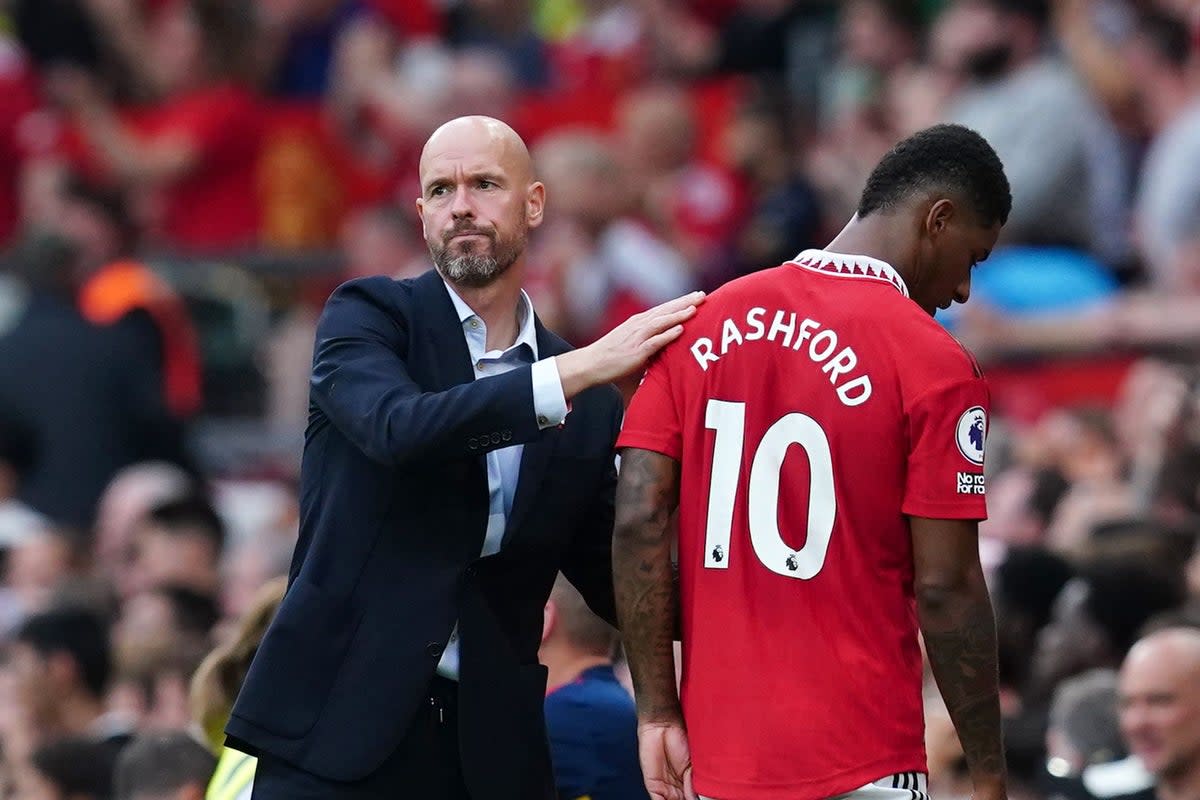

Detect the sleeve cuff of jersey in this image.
[615,431,682,461]
[902,499,988,520]
[531,357,569,430]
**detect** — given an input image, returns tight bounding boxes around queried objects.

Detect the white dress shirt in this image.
[435,281,568,679]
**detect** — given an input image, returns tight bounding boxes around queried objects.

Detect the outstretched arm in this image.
[911,516,1007,800]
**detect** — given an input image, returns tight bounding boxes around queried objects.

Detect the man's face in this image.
[131,526,218,595]
[416,125,543,287]
[913,200,1000,316]
[1120,647,1200,776]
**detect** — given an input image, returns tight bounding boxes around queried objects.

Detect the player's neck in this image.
[823,215,913,282]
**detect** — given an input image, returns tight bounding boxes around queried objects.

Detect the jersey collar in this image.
[788,249,910,298]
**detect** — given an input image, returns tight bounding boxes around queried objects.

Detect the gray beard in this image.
[436,251,509,288]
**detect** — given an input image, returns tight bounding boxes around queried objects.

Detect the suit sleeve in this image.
[559,387,622,627]
[311,278,551,466]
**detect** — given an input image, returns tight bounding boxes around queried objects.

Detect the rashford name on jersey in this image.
[687,306,873,407]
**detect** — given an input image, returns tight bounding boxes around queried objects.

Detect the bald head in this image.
[419,116,534,188]
[416,116,544,288]
[1120,627,1200,778]
[1126,627,1200,673]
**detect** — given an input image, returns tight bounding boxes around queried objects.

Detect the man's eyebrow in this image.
[423,171,505,190]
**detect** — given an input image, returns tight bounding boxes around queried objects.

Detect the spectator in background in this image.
[1126,7,1200,290]
[255,0,372,99]
[938,0,1128,263]
[540,0,650,93]
[721,100,823,278]
[190,577,287,800]
[539,575,647,800]
[94,462,198,599]
[5,525,90,618]
[59,175,204,420]
[531,129,692,348]
[991,546,1075,702]
[824,0,923,124]
[1116,627,1200,800]
[615,83,743,284]
[114,585,219,663]
[1044,670,1126,786]
[127,496,225,599]
[445,0,549,88]
[114,732,216,800]
[49,0,263,252]
[0,235,190,530]
[1032,554,1185,704]
[29,733,128,800]
[9,607,126,739]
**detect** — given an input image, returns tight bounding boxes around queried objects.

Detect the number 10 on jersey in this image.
[703,399,837,580]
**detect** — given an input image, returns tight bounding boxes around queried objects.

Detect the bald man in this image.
[1118,628,1200,800]
[225,117,703,800]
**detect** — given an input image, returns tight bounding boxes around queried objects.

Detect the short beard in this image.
[431,227,525,288]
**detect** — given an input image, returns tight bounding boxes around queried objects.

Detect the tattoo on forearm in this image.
[613,449,682,722]
[921,585,1006,784]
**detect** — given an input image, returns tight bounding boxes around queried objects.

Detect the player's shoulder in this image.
[884,301,985,381]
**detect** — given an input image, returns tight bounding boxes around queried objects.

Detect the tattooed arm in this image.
[614,448,696,800]
[614,448,682,721]
[912,516,1007,800]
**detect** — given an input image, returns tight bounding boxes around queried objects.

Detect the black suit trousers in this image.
[249,677,471,800]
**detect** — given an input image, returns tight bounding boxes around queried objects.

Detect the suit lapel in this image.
[502,320,569,545]
[411,269,476,390]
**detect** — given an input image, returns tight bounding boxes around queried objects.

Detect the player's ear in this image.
[924,198,955,240]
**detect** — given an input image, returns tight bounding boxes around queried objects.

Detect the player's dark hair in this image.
[15,607,111,698]
[857,124,1011,228]
[1137,8,1193,71]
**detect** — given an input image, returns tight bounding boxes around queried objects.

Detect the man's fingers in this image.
[646,291,705,318]
[642,325,686,354]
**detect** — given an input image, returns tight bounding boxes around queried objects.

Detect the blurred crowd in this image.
[0,0,1197,798]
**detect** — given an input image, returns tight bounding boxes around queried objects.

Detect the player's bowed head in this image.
[825,123,1012,317]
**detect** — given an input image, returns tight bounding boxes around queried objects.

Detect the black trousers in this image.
[249,676,471,799]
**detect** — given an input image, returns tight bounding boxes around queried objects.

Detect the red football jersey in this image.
[617,249,990,800]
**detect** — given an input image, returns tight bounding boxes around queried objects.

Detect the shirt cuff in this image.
[531,357,569,429]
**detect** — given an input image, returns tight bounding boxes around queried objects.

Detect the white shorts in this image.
[700,770,929,800]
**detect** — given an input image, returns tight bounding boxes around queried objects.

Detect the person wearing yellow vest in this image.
[189,577,287,800]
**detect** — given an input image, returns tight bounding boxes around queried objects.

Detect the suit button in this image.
[426,642,443,658]
[465,565,477,577]
[501,430,512,442]
[490,432,502,444]
[467,437,477,450]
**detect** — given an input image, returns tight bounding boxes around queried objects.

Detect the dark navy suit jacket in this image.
[226,270,622,799]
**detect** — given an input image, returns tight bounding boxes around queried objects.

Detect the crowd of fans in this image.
[0,0,1197,797]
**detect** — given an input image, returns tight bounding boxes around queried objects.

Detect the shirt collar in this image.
[788,249,910,297]
[442,279,539,359]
